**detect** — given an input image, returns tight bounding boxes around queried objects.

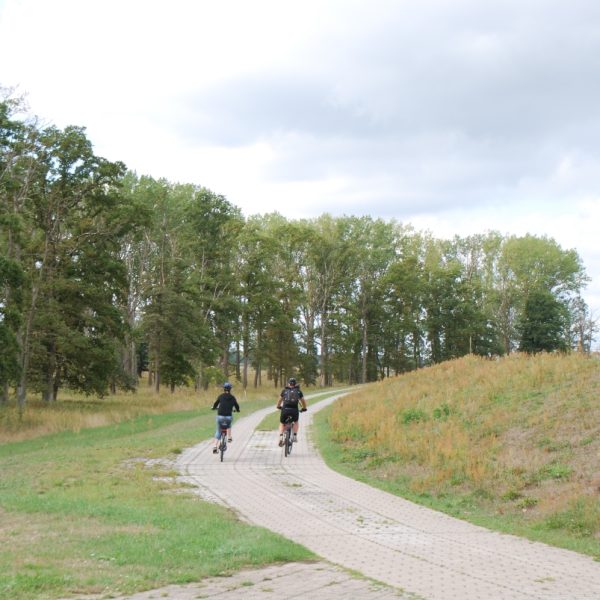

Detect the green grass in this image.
[0,398,314,600]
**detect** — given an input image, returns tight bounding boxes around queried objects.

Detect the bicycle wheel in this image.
[220,432,227,462]
[284,426,293,457]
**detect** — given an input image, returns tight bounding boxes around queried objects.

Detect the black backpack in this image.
[282,387,300,408]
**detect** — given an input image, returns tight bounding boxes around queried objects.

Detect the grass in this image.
[313,352,600,559]
[3,355,599,598]
[0,380,280,444]
[0,385,314,600]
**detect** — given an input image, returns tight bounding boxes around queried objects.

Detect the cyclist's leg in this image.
[225,416,233,441]
[278,408,286,433]
[214,415,221,452]
[213,416,221,451]
[291,408,300,437]
[279,408,291,446]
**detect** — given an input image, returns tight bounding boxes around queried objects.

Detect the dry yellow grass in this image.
[329,352,600,531]
[0,378,278,444]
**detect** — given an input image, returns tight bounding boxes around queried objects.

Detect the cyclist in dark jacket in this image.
[211,382,240,453]
[276,377,307,446]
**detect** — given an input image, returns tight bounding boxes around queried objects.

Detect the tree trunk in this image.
[154,348,161,393]
[319,314,328,387]
[221,347,229,378]
[361,313,368,384]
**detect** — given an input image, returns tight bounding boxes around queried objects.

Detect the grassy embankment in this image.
[314,352,600,559]
[0,383,314,600]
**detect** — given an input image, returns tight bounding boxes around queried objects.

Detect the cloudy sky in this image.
[1,0,599,333]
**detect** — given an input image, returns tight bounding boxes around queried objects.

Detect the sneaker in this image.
[293,433,298,442]
[212,447,218,454]
[278,436,284,447]
[228,437,233,443]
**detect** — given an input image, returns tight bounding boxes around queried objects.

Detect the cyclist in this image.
[211,382,240,454]
[276,377,307,446]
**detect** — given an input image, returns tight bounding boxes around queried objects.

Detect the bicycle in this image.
[215,416,232,462]
[282,414,294,457]
[280,407,306,457]
[218,424,228,461]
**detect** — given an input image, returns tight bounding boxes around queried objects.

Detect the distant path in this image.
[176,392,600,600]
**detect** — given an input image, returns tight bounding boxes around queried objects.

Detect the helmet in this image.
[287,377,297,386]
[223,382,232,390]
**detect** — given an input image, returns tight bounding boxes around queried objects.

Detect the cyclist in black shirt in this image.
[276,377,307,446]
[211,382,240,453]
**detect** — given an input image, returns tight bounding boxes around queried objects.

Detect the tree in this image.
[23,126,133,401]
[234,216,281,388]
[518,288,567,353]
[382,234,425,373]
[0,94,31,403]
[496,235,585,353]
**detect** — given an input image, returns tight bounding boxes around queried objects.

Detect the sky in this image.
[1,0,599,339]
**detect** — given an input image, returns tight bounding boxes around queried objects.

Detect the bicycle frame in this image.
[214,414,233,462]
[218,425,228,461]
[283,415,294,457]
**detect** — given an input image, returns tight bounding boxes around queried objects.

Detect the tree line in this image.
[1,93,595,409]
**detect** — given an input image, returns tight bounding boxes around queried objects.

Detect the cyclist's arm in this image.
[298,389,307,410]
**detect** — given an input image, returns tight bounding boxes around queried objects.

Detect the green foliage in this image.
[543,499,600,538]
[433,402,451,420]
[1,93,593,406]
[400,408,428,424]
[531,462,573,482]
[518,288,568,353]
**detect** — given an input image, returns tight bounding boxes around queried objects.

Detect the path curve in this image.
[176,393,600,600]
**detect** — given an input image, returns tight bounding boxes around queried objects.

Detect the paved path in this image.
[174,392,600,600]
[93,561,403,600]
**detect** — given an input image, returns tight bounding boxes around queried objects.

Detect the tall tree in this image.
[518,288,568,353]
[497,235,585,353]
[0,93,32,403]
[25,126,133,401]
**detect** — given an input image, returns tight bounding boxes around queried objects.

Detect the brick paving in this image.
[174,392,600,600]
[94,561,405,599]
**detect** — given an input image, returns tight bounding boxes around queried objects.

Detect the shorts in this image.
[215,415,233,439]
[280,406,299,424]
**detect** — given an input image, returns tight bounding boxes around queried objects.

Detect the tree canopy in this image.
[0,94,595,406]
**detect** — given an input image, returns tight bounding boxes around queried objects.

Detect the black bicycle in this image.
[282,414,294,457]
[280,407,306,457]
[217,420,228,462]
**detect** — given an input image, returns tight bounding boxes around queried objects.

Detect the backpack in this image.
[282,387,300,408]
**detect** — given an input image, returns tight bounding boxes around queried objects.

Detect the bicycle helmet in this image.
[287,377,297,386]
[223,382,232,390]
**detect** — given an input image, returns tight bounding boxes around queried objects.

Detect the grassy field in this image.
[0,385,314,600]
[2,354,599,599]
[313,352,600,559]
[0,381,281,444]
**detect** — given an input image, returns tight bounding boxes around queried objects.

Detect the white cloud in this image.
[1,0,600,340]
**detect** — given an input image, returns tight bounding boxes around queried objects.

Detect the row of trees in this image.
[1,93,596,409]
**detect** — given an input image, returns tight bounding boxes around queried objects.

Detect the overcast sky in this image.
[1,0,599,335]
